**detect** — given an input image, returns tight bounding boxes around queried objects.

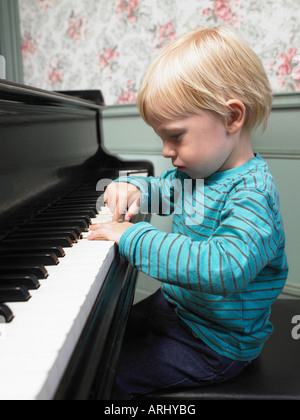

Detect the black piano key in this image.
[50,204,97,210]
[51,208,98,217]
[28,220,89,230]
[0,274,40,290]
[0,253,59,266]
[64,189,100,195]
[0,286,31,303]
[35,215,91,225]
[44,202,95,208]
[66,190,100,196]
[42,209,97,218]
[53,208,98,219]
[56,198,98,205]
[0,304,14,323]
[0,246,65,258]
[0,266,48,280]
[3,237,73,248]
[10,231,78,243]
[16,227,80,240]
[63,197,99,203]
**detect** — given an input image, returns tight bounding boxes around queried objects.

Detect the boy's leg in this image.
[113,290,249,400]
[123,289,161,343]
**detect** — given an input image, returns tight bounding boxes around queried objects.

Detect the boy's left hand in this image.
[87,222,133,245]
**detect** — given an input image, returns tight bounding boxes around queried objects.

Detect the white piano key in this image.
[0,372,50,401]
[0,206,118,400]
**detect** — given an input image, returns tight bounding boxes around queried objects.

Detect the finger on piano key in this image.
[91,216,115,224]
[80,205,115,240]
[80,232,108,241]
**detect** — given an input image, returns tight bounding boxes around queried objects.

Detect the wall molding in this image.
[103,103,140,119]
[271,92,300,109]
[103,92,300,156]
[256,151,300,160]
[283,282,300,298]
[103,92,300,119]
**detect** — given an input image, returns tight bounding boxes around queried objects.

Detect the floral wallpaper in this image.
[19,0,300,106]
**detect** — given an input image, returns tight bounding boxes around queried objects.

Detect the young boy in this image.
[88,26,288,400]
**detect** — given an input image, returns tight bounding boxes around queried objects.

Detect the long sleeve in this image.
[119,187,283,296]
[118,155,288,361]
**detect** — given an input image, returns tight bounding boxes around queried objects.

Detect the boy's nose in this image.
[162,143,176,159]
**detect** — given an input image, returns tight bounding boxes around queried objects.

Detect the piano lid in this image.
[0,81,154,241]
[0,81,106,222]
[0,80,105,109]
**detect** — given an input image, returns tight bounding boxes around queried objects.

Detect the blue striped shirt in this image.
[118,154,288,361]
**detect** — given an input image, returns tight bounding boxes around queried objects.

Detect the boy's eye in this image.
[170,133,182,140]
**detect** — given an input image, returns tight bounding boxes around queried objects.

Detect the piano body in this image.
[0,81,153,400]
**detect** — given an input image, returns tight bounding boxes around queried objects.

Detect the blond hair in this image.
[138,26,272,132]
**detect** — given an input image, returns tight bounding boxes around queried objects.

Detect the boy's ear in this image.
[225,99,246,134]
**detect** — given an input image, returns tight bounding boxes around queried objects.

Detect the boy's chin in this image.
[184,168,210,180]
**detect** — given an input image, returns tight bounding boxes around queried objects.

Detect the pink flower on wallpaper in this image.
[277,48,297,76]
[38,0,54,10]
[214,0,233,24]
[117,0,139,25]
[275,47,299,90]
[22,31,37,62]
[291,54,300,90]
[292,63,300,81]
[47,59,64,86]
[202,8,211,16]
[204,0,242,30]
[116,80,137,104]
[153,22,176,51]
[117,90,137,104]
[286,47,297,62]
[97,47,120,69]
[67,12,88,44]
[159,22,176,44]
[277,54,292,77]
[276,75,285,89]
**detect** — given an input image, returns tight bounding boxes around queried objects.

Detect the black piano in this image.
[0,81,153,400]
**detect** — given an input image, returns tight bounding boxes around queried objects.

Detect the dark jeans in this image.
[112,289,250,400]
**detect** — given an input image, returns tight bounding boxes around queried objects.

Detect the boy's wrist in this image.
[119,222,153,258]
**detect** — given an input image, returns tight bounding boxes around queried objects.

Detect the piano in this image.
[0,81,153,400]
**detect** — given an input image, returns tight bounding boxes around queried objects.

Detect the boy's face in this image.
[148,110,239,179]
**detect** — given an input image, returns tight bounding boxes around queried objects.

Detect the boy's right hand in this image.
[104,182,142,222]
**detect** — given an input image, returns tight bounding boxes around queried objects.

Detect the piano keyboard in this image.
[0,184,116,400]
